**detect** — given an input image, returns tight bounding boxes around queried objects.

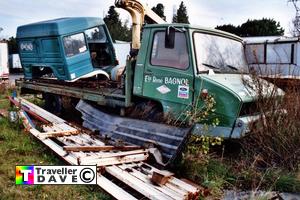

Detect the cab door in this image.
[142,29,194,115]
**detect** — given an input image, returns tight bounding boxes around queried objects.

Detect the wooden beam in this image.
[63,145,141,152]
[106,165,173,200]
[117,164,186,200]
[80,152,148,166]
[41,129,80,138]
[80,149,147,163]
[19,97,65,123]
[18,111,35,132]
[151,171,172,185]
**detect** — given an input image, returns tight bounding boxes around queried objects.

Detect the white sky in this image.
[0,0,296,38]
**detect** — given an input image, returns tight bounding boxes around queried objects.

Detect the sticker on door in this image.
[178,85,189,99]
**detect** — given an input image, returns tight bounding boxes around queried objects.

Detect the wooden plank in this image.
[118,164,186,200]
[79,134,106,146]
[80,153,148,166]
[151,171,172,185]
[80,149,147,162]
[96,174,138,200]
[55,137,97,159]
[63,136,86,146]
[168,177,199,195]
[64,145,141,152]
[18,111,34,132]
[19,97,65,123]
[41,129,80,138]
[106,165,174,200]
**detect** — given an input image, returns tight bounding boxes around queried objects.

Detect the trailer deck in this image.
[16,78,131,107]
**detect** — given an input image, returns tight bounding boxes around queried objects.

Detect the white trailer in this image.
[0,42,9,79]
[9,53,22,72]
[244,36,300,88]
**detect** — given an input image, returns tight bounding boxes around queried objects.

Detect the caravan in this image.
[244,36,299,88]
[0,42,9,79]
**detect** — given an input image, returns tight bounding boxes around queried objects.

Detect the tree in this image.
[172,1,189,24]
[215,24,240,35]
[145,3,166,24]
[288,0,300,36]
[239,18,284,36]
[152,3,166,20]
[215,18,284,37]
[104,6,131,42]
[7,37,18,54]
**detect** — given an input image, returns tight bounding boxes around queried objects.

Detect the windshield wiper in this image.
[202,63,220,70]
[226,64,238,71]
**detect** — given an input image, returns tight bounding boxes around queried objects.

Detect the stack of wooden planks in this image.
[10,96,200,200]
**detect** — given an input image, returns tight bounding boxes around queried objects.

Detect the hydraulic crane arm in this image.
[115,0,166,51]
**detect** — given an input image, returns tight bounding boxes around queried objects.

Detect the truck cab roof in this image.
[143,23,243,42]
[17,17,105,38]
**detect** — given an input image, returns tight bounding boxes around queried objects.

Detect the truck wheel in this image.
[43,93,62,115]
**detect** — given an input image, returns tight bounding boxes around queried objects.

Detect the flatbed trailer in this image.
[16,61,134,109]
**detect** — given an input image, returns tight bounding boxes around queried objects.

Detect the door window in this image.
[63,33,87,57]
[151,31,189,69]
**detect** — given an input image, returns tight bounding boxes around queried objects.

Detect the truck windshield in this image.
[193,32,248,74]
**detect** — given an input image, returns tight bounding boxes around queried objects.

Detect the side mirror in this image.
[165,26,175,49]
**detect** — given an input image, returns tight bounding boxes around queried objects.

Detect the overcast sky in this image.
[0,0,296,38]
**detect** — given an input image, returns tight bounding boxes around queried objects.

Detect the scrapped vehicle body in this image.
[244,36,300,89]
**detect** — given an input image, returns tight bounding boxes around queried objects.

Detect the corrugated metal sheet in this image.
[76,100,191,166]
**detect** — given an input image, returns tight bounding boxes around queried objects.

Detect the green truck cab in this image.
[17,17,116,80]
[16,18,283,138]
[132,24,282,138]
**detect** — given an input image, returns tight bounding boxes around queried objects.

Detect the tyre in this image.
[43,93,62,115]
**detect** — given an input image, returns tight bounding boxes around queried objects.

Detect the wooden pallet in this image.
[12,97,200,200]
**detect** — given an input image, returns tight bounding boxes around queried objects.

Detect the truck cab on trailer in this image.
[17,17,117,81]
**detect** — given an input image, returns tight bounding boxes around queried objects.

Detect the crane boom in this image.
[115,0,166,52]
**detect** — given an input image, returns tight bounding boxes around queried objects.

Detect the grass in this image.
[177,146,300,198]
[0,89,110,200]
